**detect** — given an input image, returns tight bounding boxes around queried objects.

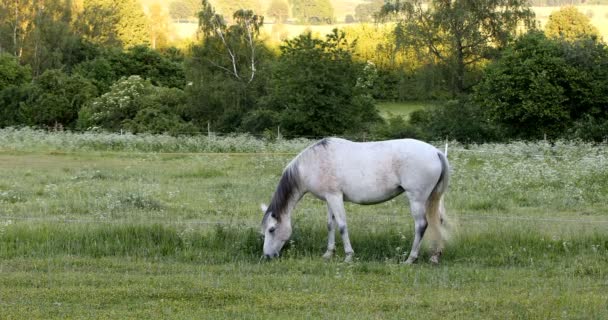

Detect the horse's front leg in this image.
[322,208,336,260]
[326,194,354,263]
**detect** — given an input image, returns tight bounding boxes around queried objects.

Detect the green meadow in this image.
[376,101,433,119]
[0,129,606,319]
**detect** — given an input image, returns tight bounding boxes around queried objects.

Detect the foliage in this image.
[0,53,31,91]
[0,84,31,127]
[18,69,97,128]
[77,0,149,48]
[474,31,608,139]
[544,6,600,41]
[259,30,381,136]
[78,75,191,133]
[380,0,536,95]
[73,45,186,93]
[407,99,506,143]
[288,0,334,24]
[186,1,270,131]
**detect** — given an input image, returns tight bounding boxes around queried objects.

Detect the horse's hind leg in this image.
[326,194,354,262]
[322,206,336,259]
[404,197,427,264]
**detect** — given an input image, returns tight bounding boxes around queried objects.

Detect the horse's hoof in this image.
[343,253,354,263]
[322,251,334,260]
[403,257,417,265]
[429,255,440,265]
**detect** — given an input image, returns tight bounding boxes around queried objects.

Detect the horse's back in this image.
[297,138,444,204]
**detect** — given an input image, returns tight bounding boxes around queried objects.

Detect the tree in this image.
[289,0,334,24]
[148,2,171,49]
[380,0,535,95]
[545,6,600,41]
[186,0,270,131]
[20,69,97,128]
[474,31,608,139]
[0,0,36,61]
[215,0,263,22]
[354,0,383,23]
[267,0,289,23]
[78,75,194,134]
[259,30,380,136]
[0,53,31,91]
[76,0,149,48]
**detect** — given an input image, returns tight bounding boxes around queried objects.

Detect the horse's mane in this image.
[263,163,301,223]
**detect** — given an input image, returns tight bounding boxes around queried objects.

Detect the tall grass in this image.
[0,127,313,153]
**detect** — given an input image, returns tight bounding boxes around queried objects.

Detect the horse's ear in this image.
[260,204,268,212]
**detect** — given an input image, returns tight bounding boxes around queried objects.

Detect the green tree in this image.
[380,0,535,95]
[20,69,97,128]
[215,0,263,22]
[544,6,600,41]
[73,45,185,93]
[474,31,608,139]
[289,0,334,24]
[186,0,270,131]
[78,75,193,133]
[0,53,31,91]
[76,0,149,48]
[0,0,36,61]
[259,30,380,136]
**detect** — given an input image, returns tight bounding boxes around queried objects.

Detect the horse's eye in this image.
[269,227,276,234]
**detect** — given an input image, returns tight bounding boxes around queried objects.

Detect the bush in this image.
[20,70,97,128]
[408,99,506,143]
[78,76,193,134]
[0,54,31,91]
[261,30,381,137]
[474,31,608,140]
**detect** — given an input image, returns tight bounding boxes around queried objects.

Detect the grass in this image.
[0,130,607,318]
[376,101,435,119]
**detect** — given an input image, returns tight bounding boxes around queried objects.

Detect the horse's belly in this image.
[342,185,404,205]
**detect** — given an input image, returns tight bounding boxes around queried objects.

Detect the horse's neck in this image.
[280,188,304,221]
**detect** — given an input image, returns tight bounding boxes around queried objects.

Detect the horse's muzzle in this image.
[264,253,279,259]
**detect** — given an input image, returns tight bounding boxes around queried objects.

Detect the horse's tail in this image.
[426,151,450,251]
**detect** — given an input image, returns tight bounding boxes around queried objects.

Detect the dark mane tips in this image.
[265,165,300,222]
[314,138,330,149]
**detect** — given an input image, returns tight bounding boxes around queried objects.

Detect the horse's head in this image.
[260,204,292,259]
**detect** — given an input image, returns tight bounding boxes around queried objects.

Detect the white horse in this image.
[260,137,449,264]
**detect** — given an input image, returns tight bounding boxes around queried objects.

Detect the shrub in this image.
[408,99,506,143]
[0,54,31,91]
[78,76,193,134]
[261,30,381,137]
[474,31,608,140]
[20,70,97,128]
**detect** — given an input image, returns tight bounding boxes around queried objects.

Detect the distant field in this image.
[376,101,434,119]
[0,129,606,318]
[172,5,608,40]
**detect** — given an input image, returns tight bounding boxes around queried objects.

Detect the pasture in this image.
[0,128,607,319]
[376,101,433,119]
